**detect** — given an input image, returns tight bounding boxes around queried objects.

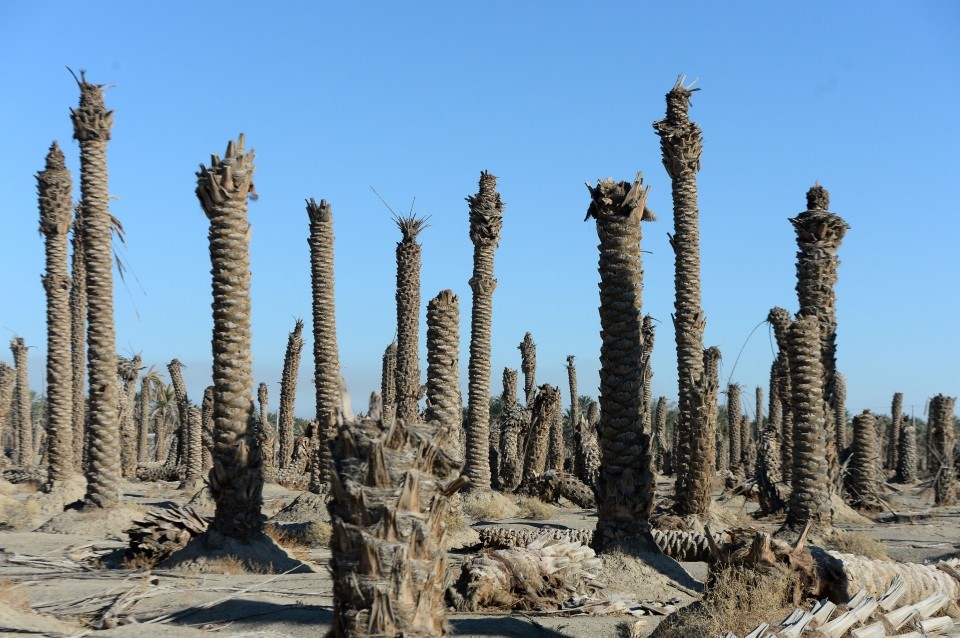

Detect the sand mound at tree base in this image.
[158,529,311,574]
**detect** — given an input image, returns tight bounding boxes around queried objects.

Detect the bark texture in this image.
[72,75,121,508]
[834,372,847,455]
[0,363,15,463]
[888,391,903,471]
[465,171,504,490]
[727,383,742,477]
[69,208,87,472]
[167,358,189,471]
[196,135,263,538]
[279,319,304,470]
[521,384,558,485]
[380,342,397,426]
[786,314,833,530]
[653,396,668,474]
[328,414,464,637]
[119,355,140,478]
[896,420,918,483]
[585,174,657,551]
[519,333,537,409]
[307,197,341,487]
[11,339,33,467]
[37,142,75,483]
[136,374,151,464]
[930,394,957,506]
[393,215,426,427]
[566,356,579,436]
[768,307,794,484]
[846,410,881,510]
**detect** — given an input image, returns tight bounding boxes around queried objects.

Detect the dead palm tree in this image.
[380,342,397,425]
[424,289,461,439]
[37,142,75,484]
[519,332,536,409]
[0,363,15,462]
[653,76,713,519]
[785,314,832,530]
[306,198,341,486]
[118,354,140,478]
[393,213,427,428]
[69,207,87,472]
[196,134,263,539]
[846,410,881,509]
[930,394,957,506]
[11,338,32,467]
[791,183,849,489]
[585,173,657,552]
[727,383,742,476]
[71,72,121,508]
[465,171,504,490]
[278,318,303,470]
[566,356,580,434]
[768,307,794,484]
[888,392,903,471]
[167,358,189,471]
[136,369,158,463]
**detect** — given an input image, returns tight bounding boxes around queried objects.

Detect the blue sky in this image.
[1,2,958,421]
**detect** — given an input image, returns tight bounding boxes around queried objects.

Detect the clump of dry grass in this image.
[515,496,556,521]
[461,490,519,520]
[651,566,806,638]
[190,555,270,575]
[0,579,30,612]
[823,529,888,560]
[265,520,332,548]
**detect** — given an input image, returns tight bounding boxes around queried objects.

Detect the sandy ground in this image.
[2,475,959,637]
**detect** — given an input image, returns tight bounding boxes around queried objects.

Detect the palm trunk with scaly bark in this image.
[846,410,881,509]
[547,388,565,472]
[768,307,794,484]
[167,359,189,471]
[833,372,847,456]
[786,314,832,530]
[465,171,504,490]
[888,391,903,471]
[119,355,140,478]
[425,290,461,440]
[641,316,656,435]
[37,142,75,483]
[791,184,849,492]
[69,208,88,472]
[498,368,522,489]
[519,333,536,409]
[257,382,275,481]
[196,135,263,539]
[566,356,579,435]
[0,363,15,462]
[279,319,303,470]
[181,405,203,490]
[586,174,657,552]
[394,215,426,426]
[653,395,668,473]
[727,383,742,476]
[11,338,32,467]
[137,373,151,463]
[201,385,213,475]
[896,419,918,483]
[654,77,713,519]
[306,198,341,488]
[930,394,957,506]
[521,384,558,485]
[380,342,397,426]
[72,74,121,508]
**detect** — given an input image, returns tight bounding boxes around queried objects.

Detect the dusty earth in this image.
[2,474,959,638]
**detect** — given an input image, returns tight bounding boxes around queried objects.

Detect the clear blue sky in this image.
[1,2,958,421]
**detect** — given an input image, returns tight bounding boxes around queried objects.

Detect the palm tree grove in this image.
[3,67,960,638]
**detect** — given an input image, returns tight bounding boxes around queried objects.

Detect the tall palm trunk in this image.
[380,342,397,425]
[785,314,832,530]
[834,372,847,455]
[896,419,918,483]
[586,174,657,552]
[136,373,151,463]
[791,184,849,490]
[654,77,712,518]
[0,363,14,462]
[425,290,461,432]
[498,368,522,490]
[69,208,87,473]
[181,405,202,490]
[465,171,504,490]
[37,142,75,484]
[11,338,33,467]
[847,410,880,509]
[306,198,340,488]
[930,394,957,506]
[119,355,140,478]
[522,384,558,484]
[72,74,120,508]
[201,385,214,475]
[167,359,189,471]
[196,135,262,539]
[768,307,794,483]
[653,395,668,473]
[641,316,656,436]
[519,332,536,409]
[889,392,903,471]
[393,215,427,428]
[566,356,580,432]
[279,319,303,470]
[727,383,742,476]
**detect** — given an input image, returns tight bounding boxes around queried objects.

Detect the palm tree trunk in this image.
[119,355,140,478]
[394,215,427,426]
[37,142,75,484]
[180,405,203,490]
[896,420,918,483]
[279,319,303,470]
[0,363,15,463]
[586,174,657,552]
[256,382,274,481]
[833,372,847,456]
[196,135,263,539]
[846,410,881,509]
[380,342,397,426]
[11,338,32,467]
[521,384,558,485]
[425,290,461,434]
[519,333,536,409]
[888,391,903,471]
[465,172,504,490]
[641,317,656,435]
[137,373,151,464]
[930,394,957,506]
[727,383,742,476]
[786,314,832,530]
[654,396,668,474]
[791,184,849,491]
[167,359,189,472]
[72,75,121,508]
[654,77,713,519]
[768,307,794,484]
[201,385,214,475]
[546,388,565,472]
[69,208,87,473]
[306,197,341,491]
